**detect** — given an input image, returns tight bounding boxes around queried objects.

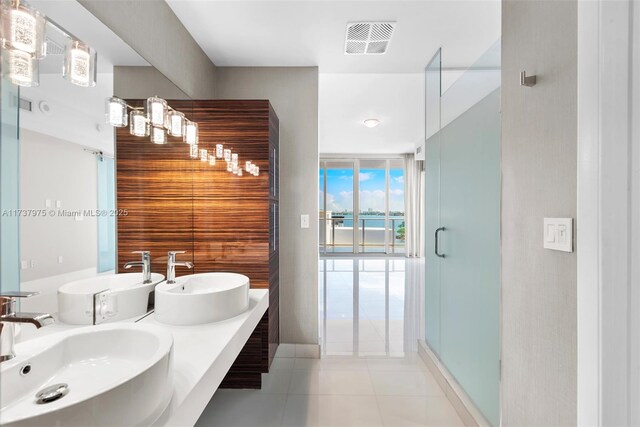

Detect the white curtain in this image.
[404,153,424,258]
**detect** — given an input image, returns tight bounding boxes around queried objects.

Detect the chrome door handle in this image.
[435,227,445,258]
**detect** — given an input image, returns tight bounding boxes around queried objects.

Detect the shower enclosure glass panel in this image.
[424,49,442,355]
[424,41,501,426]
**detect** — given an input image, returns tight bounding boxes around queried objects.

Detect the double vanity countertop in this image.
[15,288,269,427]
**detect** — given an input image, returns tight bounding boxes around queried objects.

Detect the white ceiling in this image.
[167,0,501,73]
[167,0,500,154]
[319,73,424,154]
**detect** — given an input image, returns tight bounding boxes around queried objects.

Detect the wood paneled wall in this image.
[116,100,279,384]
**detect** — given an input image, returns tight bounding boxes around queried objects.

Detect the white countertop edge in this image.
[149,288,269,427]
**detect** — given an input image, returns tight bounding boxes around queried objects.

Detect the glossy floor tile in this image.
[197,258,462,426]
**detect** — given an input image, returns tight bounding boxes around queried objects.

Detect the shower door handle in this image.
[435,227,445,258]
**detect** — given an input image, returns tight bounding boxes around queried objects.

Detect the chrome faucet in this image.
[166,251,193,284]
[123,251,153,284]
[0,292,54,362]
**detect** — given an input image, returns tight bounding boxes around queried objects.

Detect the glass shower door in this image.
[424,41,501,426]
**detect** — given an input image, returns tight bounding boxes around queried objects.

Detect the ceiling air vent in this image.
[45,38,65,55]
[345,22,395,55]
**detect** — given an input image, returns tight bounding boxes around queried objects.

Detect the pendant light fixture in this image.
[150,126,166,144]
[63,39,96,87]
[1,0,98,88]
[184,120,198,145]
[167,111,185,137]
[129,110,149,137]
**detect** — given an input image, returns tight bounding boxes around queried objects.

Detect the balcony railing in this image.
[319,216,405,254]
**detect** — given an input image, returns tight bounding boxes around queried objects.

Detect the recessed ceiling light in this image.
[363,119,380,128]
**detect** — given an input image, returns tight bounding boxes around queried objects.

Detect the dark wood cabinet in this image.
[116,100,279,388]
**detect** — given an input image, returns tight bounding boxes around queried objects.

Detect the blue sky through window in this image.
[320,167,404,214]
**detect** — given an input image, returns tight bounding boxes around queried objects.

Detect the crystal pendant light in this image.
[63,39,96,87]
[226,162,233,172]
[208,154,216,166]
[167,110,185,137]
[0,0,46,58]
[5,49,38,87]
[129,110,149,137]
[232,163,239,174]
[254,166,260,176]
[190,144,199,159]
[150,126,166,144]
[238,169,243,177]
[199,149,208,161]
[231,153,238,166]
[245,161,252,172]
[224,149,231,162]
[216,144,223,158]
[147,97,168,128]
[184,120,198,145]
[105,97,127,127]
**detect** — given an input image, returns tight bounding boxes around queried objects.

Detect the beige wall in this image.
[501,0,577,424]
[216,67,319,345]
[114,66,190,100]
[80,0,216,99]
[19,130,98,282]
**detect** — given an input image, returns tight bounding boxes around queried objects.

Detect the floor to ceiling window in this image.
[319,158,405,255]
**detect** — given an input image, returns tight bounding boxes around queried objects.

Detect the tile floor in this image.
[196,257,463,427]
[196,352,463,427]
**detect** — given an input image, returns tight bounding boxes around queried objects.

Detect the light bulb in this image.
[224,149,231,162]
[245,161,252,172]
[216,144,223,158]
[208,155,216,166]
[231,153,238,166]
[63,40,96,87]
[167,111,185,137]
[238,169,243,177]
[200,149,208,162]
[150,126,166,144]
[184,120,198,144]
[129,110,148,136]
[254,166,260,176]
[226,162,233,172]
[190,144,199,159]
[6,49,38,87]
[105,97,128,127]
[147,97,167,128]
[1,1,46,58]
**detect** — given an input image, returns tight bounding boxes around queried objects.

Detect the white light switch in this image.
[300,214,309,229]
[21,260,28,269]
[543,218,573,252]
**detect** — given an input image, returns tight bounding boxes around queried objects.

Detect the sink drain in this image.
[35,383,69,404]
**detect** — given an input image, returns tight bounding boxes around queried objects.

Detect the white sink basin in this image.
[155,272,250,325]
[58,273,164,325]
[0,324,173,427]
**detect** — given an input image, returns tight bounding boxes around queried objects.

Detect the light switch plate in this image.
[543,218,573,252]
[300,214,309,229]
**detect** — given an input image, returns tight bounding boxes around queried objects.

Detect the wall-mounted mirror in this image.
[0,0,189,322]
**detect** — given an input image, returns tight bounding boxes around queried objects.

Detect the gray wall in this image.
[79,0,216,99]
[501,0,577,425]
[216,67,319,345]
[20,130,98,282]
[114,66,190,99]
